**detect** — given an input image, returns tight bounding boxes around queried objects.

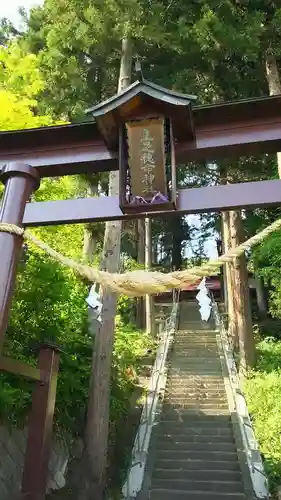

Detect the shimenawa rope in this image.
[0,218,280,297]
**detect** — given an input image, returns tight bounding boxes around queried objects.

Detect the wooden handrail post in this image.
[21,343,61,500]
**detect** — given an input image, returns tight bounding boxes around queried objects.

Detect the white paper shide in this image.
[86,284,102,323]
[196,277,212,322]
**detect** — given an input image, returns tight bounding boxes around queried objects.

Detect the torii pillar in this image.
[0,162,40,351]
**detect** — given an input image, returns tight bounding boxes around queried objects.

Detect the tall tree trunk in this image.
[265,51,281,177]
[265,51,281,95]
[83,228,97,261]
[255,273,267,318]
[83,183,99,262]
[229,211,254,373]
[222,211,238,347]
[221,214,228,308]
[153,238,158,265]
[78,38,132,500]
[171,216,183,270]
[145,217,155,335]
[136,219,145,328]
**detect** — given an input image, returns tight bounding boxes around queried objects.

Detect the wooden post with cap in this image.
[20,342,61,500]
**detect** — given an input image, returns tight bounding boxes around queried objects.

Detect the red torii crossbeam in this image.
[0,93,281,177]
[23,179,281,226]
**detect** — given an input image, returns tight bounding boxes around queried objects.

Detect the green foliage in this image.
[110,318,154,422]
[0,89,53,131]
[19,0,185,117]
[117,296,135,324]
[252,228,281,319]
[32,176,86,261]
[0,248,90,433]
[0,42,57,130]
[0,42,44,98]
[258,318,281,341]
[0,246,152,436]
[244,338,281,492]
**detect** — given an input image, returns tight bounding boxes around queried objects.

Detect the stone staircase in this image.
[141,301,255,500]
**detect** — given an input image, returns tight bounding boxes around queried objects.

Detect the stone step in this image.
[165,387,226,393]
[176,328,217,332]
[153,468,242,482]
[156,440,236,452]
[169,359,222,366]
[175,338,218,342]
[161,413,231,423]
[165,384,226,391]
[169,370,223,376]
[165,387,226,395]
[178,327,217,331]
[163,398,228,407]
[167,378,225,385]
[162,402,229,410]
[176,346,219,351]
[175,360,222,366]
[168,369,223,376]
[176,322,210,328]
[174,345,218,349]
[176,330,217,334]
[164,389,227,398]
[150,488,245,500]
[169,362,222,368]
[154,458,241,472]
[175,337,218,342]
[174,338,218,343]
[157,433,235,444]
[170,352,220,357]
[170,361,221,367]
[155,449,238,461]
[172,348,220,354]
[167,378,225,386]
[177,331,216,335]
[167,377,225,383]
[172,351,220,358]
[157,425,233,437]
[164,390,226,398]
[181,333,219,338]
[161,408,230,418]
[151,478,244,493]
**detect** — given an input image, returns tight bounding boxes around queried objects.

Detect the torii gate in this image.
[1,79,281,499]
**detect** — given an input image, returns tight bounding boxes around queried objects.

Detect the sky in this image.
[1,0,42,27]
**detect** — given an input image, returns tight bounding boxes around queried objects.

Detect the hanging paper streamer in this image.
[86,284,102,323]
[196,277,212,321]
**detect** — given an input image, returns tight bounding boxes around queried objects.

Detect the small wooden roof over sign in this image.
[86,79,197,149]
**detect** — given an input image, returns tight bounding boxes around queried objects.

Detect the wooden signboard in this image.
[126,118,167,199]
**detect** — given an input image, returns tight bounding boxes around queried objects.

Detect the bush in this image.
[1,249,90,433]
[259,318,281,340]
[1,248,154,439]
[244,338,281,493]
[117,296,135,324]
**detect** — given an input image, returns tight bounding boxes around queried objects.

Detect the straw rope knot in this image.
[0,223,24,237]
[0,218,281,297]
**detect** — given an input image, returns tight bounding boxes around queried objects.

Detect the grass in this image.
[244,337,281,494]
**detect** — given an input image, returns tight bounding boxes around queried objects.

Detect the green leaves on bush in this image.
[244,338,281,492]
[0,248,153,439]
